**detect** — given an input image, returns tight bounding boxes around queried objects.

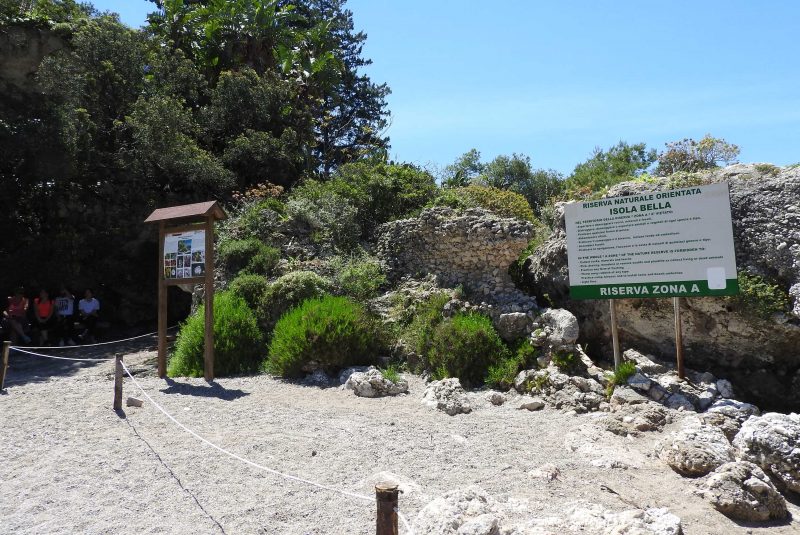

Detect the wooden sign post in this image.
[145,201,226,381]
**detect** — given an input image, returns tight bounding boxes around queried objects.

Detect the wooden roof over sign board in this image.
[144,201,227,223]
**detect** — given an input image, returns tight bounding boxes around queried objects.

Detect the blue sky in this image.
[92,0,800,175]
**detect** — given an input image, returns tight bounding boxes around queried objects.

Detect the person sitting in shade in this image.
[33,289,56,345]
[78,288,100,343]
[4,287,31,344]
[54,286,77,346]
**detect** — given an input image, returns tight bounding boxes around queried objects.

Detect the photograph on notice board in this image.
[163,230,205,279]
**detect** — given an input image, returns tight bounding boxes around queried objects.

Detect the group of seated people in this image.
[2,286,100,346]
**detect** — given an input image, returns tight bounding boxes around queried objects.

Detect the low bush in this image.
[428,185,535,222]
[286,181,360,250]
[729,272,790,320]
[168,291,263,377]
[223,197,286,242]
[380,364,402,384]
[605,360,637,398]
[402,292,452,360]
[485,340,538,390]
[258,271,333,330]
[425,313,507,387]
[551,350,580,374]
[264,296,385,377]
[218,238,280,275]
[228,273,269,311]
[329,254,387,301]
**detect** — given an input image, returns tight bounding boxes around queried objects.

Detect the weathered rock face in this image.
[343,368,408,397]
[377,207,533,306]
[733,412,800,494]
[521,164,800,411]
[414,486,502,535]
[656,417,735,477]
[0,24,67,98]
[700,461,788,522]
[421,378,472,416]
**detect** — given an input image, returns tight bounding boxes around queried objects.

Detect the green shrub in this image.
[485,354,524,390]
[403,292,452,359]
[168,291,263,377]
[221,197,285,242]
[605,360,637,398]
[258,271,333,330]
[286,183,360,250]
[228,273,269,310]
[729,272,790,320]
[380,364,402,384]
[264,296,385,377]
[551,350,580,374]
[428,185,535,222]
[329,254,387,300]
[218,238,280,275]
[425,313,507,387]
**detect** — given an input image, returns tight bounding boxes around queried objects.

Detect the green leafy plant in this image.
[754,163,780,177]
[380,364,402,384]
[605,360,638,398]
[228,273,269,311]
[729,272,790,320]
[264,296,385,378]
[551,350,580,374]
[258,271,333,330]
[168,291,263,377]
[485,354,524,390]
[286,186,361,250]
[329,254,387,300]
[428,185,535,222]
[218,238,280,275]
[425,313,507,387]
[403,292,452,360]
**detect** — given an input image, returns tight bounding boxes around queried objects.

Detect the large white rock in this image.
[700,461,788,521]
[414,486,502,535]
[656,417,734,476]
[538,308,579,346]
[344,368,408,398]
[422,378,472,416]
[495,312,529,342]
[733,412,800,493]
[567,504,682,535]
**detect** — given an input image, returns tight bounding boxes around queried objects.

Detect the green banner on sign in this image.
[570,278,739,300]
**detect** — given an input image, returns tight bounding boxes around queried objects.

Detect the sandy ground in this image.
[1,340,798,535]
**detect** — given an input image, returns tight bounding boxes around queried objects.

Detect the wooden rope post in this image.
[375,483,399,535]
[113,353,123,411]
[673,297,685,379]
[0,340,10,391]
[609,300,621,370]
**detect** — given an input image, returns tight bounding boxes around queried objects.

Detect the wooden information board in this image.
[145,201,226,381]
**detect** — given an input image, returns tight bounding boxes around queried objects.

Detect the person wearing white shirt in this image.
[78,288,100,343]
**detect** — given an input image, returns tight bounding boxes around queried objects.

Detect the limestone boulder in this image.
[733,412,800,493]
[422,378,472,416]
[700,461,788,522]
[344,368,408,398]
[414,486,502,535]
[495,312,530,342]
[656,417,735,477]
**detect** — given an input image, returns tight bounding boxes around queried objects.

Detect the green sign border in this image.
[570,278,739,300]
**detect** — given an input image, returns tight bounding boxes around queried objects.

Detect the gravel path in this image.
[1,344,798,534]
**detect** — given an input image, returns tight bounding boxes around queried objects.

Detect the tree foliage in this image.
[655,134,740,176]
[565,141,656,197]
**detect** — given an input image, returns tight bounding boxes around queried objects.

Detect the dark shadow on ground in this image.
[2,333,161,388]
[160,377,250,400]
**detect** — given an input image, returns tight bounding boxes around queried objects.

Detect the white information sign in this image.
[163,230,206,279]
[565,182,738,299]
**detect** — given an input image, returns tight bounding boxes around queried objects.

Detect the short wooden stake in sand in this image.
[113,353,123,411]
[375,483,399,535]
[0,340,10,391]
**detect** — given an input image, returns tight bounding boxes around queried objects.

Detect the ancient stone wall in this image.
[376,207,533,303]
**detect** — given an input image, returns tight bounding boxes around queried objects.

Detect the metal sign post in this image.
[145,201,226,381]
[673,297,685,379]
[609,300,621,370]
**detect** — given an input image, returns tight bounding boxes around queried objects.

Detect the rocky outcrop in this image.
[413,486,502,535]
[421,378,472,416]
[520,164,800,411]
[377,207,533,306]
[343,367,408,397]
[699,461,788,521]
[733,412,800,493]
[656,417,735,477]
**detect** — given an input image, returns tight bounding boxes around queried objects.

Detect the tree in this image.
[655,134,740,176]
[441,148,484,188]
[566,141,656,195]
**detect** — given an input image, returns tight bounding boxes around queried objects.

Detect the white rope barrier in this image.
[121,362,377,503]
[9,346,114,362]
[20,325,179,351]
[396,506,415,535]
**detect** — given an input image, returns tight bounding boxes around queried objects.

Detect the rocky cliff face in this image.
[521,164,800,411]
[0,24,66,99]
